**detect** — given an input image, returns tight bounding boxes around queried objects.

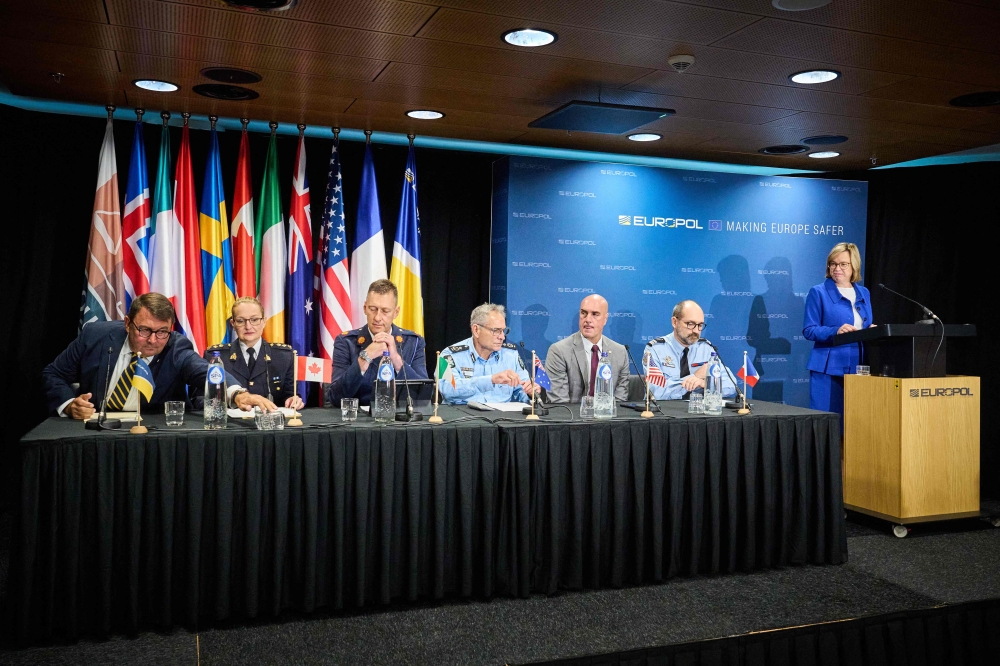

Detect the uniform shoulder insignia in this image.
[448,344,469,353]
[395,335,403,344]
[357,336,365,345]
[206,343,227,351]
[501,342,517,350]
[270,342,292,349]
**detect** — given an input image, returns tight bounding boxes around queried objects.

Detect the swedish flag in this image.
[200,125,236,346]
[389,142,424,335]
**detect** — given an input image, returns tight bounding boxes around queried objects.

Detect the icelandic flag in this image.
[231,126,256,297]
[81,117,124,326]
[256,130,286,342]
[318,137,351,361]
[287,132,314,400]
[122,118,150,311]
[175,122,206,355]
[533,355,552,391]
[349,140,388,328]
[389,142,424,335]
[737,354,759,387]
[132,356,156,403]
[200,125,236,346]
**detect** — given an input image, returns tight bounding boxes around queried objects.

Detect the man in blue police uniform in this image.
[205,296,303,410]
[327,279,427,406]
[439,303,541,404]
[645,300,736,401]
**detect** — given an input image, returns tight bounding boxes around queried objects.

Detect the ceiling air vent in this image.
[528,101,674,135]
[193,84,259,100]
[201,67,262,84]
[802,135,848,145]
[759,144,808,155]
[949,91,1000,108]
[221,0,297,11]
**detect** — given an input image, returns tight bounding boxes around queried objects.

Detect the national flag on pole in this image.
[256,129,286,342]
[200,124,236,347]
[295,355,332,383]
[287,131,314,400]
[389,142,424,336]
[318,137,351,361]
[175,122,206,355]
[737,353,760,387]
[132,356,156,402]
[349,140,388,328]
[232,125,256,298]
[646,360,667,388]
[149,122,178,319]
[436,354,456,389]
[533,354,552,391]
[81,117,124,326]
[122,118,151,311]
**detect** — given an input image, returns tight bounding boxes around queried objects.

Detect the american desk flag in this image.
[646,360,667,388]
[318,137,351,360]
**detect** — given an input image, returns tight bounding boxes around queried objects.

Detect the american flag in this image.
[646,361,667,388]
[317,138,351,360]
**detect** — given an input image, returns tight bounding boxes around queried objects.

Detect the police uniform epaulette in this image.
[650,336,667,344]
[501,342,518,350]
[448,344,469,353]
[268,342,292,349]
[206,343,228,351]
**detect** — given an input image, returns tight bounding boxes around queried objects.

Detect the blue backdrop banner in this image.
[490,156,868,407]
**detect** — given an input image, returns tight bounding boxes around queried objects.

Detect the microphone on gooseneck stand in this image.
[394,351,423,422]
[878,283,939,326]
[86,346,122,430]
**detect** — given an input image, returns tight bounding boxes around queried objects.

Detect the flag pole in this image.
[429,351,443,424]
[641,382,654,419]
[738,350,751,415]
[525,350,540,420]
[287,350,303,426]
[130,352,148,434]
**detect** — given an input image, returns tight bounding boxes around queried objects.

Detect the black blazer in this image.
[205,339,295,402]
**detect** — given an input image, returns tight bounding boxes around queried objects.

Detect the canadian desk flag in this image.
[296,356,332,383]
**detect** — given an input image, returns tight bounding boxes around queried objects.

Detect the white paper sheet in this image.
[483,402,528,412]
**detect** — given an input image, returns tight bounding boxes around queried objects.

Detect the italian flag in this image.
[436,355,456,388]
[255,130,286,342]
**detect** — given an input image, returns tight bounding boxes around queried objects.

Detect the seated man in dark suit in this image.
[327,279,427,406]
[204,296,302,410]
[43,292,276,419]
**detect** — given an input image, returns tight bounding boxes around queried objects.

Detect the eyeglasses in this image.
[233,317,264,327]
[829,262,852,270]
[477,325,510,337]
[130,322,171,340]
[681,320,706,331]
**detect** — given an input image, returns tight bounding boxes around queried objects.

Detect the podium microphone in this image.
[878,283,939,325]
[86,346,121,430]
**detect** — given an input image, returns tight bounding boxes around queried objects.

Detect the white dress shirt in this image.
[239,338,264,366]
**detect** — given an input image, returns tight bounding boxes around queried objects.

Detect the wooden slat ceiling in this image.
[2,0,999,170]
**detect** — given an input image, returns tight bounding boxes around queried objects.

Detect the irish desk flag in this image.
[349,141,387,328]
[256,130,286,342]
[389,142,424,336]
[200,125,236,346]
[436,354,455,389]
[296,356,332,383]
[122,118,151,311]
[81,117,124,326]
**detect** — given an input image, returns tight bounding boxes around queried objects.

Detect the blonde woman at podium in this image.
[803,242,874,415]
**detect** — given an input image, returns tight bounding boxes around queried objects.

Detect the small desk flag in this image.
[737,354,759,387]
[296,356,332,383]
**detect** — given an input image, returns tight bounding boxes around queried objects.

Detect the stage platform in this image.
[2,503,998,665]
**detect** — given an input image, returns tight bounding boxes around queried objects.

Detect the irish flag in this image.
[256,129,286,342]
[436,354,456,389]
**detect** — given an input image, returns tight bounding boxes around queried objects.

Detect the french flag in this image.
[349,140,388,328]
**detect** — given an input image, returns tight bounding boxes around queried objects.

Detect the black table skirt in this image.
[10,403,846,642]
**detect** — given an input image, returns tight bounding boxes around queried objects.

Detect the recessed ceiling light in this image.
[406,110,444,120]
[759,144,808,155]
[503,29,557,47]
[133,79,179,92]
[628,133,661,142]
[808,151,840,158]
[949,91,1000,108]
[789,70,840,85]
[772,0,831,10]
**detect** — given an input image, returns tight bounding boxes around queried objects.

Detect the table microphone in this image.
[86,346,121,430]
[394,351,422,422]
[697,338,748,408]
[877,283,939,325]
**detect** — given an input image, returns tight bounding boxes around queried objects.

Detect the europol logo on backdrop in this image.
[618,215,703,229]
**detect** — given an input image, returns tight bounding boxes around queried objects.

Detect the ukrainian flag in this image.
[133,356,156,403]
[389,142,424,336]
[200,125,236,346]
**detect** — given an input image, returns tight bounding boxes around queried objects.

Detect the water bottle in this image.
[594,351,615,420]
[204,351,228,430]
[704,352,724,416]
[373,351,396,424]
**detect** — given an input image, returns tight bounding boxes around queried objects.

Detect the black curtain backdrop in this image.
[1,103,998,502]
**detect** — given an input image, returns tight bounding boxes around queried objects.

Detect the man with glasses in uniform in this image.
[43,292,276,419]
[644,299,736,401]
[438,303,541,405]
[205,296,302,410]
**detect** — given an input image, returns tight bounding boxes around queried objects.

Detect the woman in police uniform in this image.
[803,242,873,415]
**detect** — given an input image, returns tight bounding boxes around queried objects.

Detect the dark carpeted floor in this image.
[2,503,999,665]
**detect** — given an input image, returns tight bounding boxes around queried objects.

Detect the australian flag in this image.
[533,355,552,391]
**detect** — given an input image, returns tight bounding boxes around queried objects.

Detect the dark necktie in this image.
[680,347,691,400]
[247,347,257,375]
[107,353,138,411]
[588,344,599,397]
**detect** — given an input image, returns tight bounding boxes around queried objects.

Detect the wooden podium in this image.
[843,375,980,526]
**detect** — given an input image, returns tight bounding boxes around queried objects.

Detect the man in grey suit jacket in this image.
[544,294,630,403]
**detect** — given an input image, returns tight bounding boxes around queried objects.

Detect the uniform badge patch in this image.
[396,335,403,343]
[460,367,474,377]
[358,336,365,345]
[663,355,675,368]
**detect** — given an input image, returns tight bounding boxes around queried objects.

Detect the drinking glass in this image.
[341,398,359,422]
[165,401,184,426]
[688,393,705,414]
[580,396,595,420]
[856,365,871,376]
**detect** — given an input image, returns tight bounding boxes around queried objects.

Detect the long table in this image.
[10,401,846,642]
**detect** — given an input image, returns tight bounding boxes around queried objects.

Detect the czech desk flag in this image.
[296,356,331,383]
[133,356,156,403]
[349,140,387,328]
[200,124,236,346]
[389,142,424,335]
[737,354,759,387]
[122,117,151,311]
[533,354,552,391]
